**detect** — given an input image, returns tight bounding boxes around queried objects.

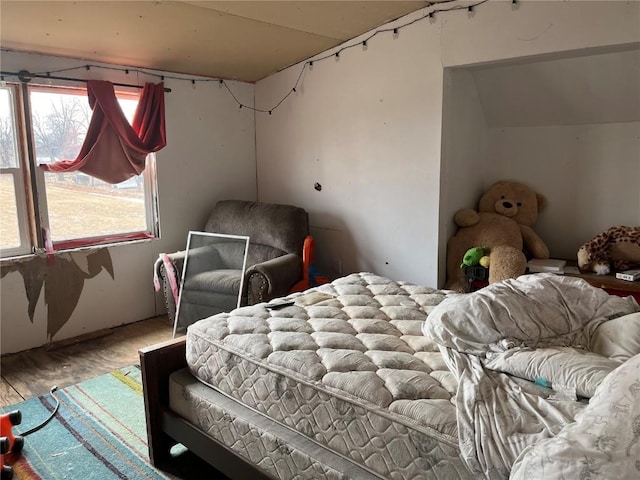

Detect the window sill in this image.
[1,236,158,264]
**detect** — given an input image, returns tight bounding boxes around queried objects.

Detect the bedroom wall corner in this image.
[438,68,490,288]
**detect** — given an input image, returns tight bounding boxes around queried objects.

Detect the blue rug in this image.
[1,366,222,479]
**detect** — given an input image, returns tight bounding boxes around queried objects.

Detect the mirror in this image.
[173,231,250,336]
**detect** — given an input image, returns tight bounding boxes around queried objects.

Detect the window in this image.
[0,82,159,257]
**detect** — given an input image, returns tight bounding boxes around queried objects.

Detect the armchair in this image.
[154,200,309,325]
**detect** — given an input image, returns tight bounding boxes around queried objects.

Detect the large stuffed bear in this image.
[445,180,550,291]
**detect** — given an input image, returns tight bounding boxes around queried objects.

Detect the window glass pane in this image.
[0,87,19,168]
[30,88,91,162]
[30,87,150,242]
[0,87,24,252]
[0,174,21,248]
[44,171,147,241]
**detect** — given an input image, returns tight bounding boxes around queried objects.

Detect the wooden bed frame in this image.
[139,337,274,479]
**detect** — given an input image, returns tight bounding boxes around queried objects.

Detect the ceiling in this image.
[0,1,432,83]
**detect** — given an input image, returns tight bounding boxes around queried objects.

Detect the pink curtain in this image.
[40,80,166,184]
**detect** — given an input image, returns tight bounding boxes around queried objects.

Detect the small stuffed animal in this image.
[446,180,549,291]
[461,247,487,268]
[577,226,640,275]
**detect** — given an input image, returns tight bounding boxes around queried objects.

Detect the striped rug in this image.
[1,366,220,479]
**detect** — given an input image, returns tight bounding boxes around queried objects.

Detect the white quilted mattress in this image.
[170,368,384,479]
[185,273,472,480]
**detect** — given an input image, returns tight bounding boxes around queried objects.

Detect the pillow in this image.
[484,346,619,398]
[590,312,640,363]
[510,353,640,480]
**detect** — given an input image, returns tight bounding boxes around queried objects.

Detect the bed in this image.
[140,272,640,479]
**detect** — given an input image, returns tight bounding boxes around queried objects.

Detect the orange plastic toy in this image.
[0,410,23,480]
[291,235,329,292]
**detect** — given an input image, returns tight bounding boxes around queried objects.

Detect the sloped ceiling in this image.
[0,0,431,82]
[470,47,640,127]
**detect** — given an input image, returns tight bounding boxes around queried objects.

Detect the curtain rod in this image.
[0,70,172,93]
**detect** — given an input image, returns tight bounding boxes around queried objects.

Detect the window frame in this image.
[0,80,160,258]
[0,83,32,257]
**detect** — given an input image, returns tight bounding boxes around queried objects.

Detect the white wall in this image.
[255,0,639,287]
[485,123,640,259]
[0,51,257,353]
[256,16,444,285]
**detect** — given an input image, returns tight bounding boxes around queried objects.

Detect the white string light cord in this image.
[2,0,502,114]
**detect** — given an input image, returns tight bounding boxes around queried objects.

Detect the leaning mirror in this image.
[173,231,250,337]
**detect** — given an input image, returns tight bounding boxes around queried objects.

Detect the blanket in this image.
[423,273,639,479]
[510,353,640,479]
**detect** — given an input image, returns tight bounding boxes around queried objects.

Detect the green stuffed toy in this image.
[461,247,490,268]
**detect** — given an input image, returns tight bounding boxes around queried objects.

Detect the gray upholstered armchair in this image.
[154,200,309,325]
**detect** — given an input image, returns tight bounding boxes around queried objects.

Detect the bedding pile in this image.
[423,273,640,478]
[510,351,640,479]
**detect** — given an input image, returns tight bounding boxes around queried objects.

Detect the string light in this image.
[2,0,492,114]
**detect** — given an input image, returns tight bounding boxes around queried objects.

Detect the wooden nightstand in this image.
[466,264,640,302]
[564,269,640,302]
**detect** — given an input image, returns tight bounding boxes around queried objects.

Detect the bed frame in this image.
[139,337,273,479]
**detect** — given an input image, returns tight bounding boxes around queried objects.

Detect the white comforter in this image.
[423,273,639,479]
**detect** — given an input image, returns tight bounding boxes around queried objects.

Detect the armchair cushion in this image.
[180,269,242,321]
[186,269,242,295]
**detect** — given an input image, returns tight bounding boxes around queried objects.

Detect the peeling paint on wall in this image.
[0,249,114,340]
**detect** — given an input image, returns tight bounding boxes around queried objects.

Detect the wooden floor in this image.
[0,316,174,408]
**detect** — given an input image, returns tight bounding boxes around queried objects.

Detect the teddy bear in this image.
[577,226,640,275]
[445,180,550,291]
